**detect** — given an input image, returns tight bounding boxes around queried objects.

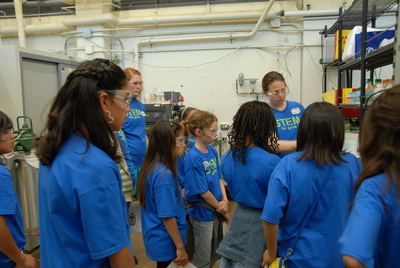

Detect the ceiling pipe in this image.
[0,7,345,36]
[0,0,69,9]
[13,0,26,47]
[133,0,276,70]
[0,23,72,35]
[282,9,339,17]
[117,10,276,26]
[62,13,118,27]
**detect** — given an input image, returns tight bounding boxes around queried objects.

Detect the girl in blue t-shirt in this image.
[262,102,361,268]
[339,86,400,268]
[35,58,136,267]
[0,111,37,268]
[175,107,197,198]
[216,101,280,268]
[185,110,230,268]
[137,120,188,268]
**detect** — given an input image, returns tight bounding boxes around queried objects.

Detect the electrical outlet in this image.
[220,124,230,130]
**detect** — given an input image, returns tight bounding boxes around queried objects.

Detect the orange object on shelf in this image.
[341,107,360,117]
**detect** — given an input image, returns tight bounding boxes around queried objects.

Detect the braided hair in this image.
[228,101,278,165]
[35,58,127,166]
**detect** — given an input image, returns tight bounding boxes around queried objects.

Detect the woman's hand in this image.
[173,246,189,267]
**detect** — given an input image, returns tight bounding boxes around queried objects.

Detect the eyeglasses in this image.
[0,129,25,141]
[0,129,13,141]
[175,136,186,147]
[98,90,133,109]
[129,81,143,86]
[267,87,289,99]
[204,127,219,137]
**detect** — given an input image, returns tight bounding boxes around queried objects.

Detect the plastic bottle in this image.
[385,79,393,89]
[144,92,149,104]
[150,88,157,103]
[373,79,384,98]
[365,79,374,93]
[156,88,164,103]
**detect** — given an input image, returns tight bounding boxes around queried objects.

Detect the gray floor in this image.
[29,202,237,268]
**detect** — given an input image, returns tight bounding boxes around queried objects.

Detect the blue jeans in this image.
[216,203,266,268]
[220,256,246,268]
[190,216,213,268]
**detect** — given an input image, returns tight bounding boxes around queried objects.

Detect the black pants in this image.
[156,260,172,268]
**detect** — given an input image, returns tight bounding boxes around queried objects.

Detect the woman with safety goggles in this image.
[262,71,305,158]
[35,58,136,268]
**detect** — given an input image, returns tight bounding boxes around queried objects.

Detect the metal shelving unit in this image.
[322,0,398,127]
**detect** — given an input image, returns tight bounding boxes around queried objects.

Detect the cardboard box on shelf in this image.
[334,30,352,60]
[322,89,338,106]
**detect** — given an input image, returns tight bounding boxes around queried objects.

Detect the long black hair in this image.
[0,111,13,166]
[35,58,127,166]
[296,102,346,165]
[137,120,183,208]
[356,86,400,201]
[228,101,278,164]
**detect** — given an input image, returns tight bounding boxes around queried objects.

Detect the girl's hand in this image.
[173,247,189,267]
[217,200,229,214]
[16,254,37,268]
[261,249,275,267]
[221,212,230,223]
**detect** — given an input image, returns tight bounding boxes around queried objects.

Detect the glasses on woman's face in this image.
[204,127,219,137]
[267,87,289,99]
[175,136,186,147]
[129,81,143,86]
[0,129,14,141]
[98,90,134,109]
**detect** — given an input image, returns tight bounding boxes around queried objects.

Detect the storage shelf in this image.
[340,42,395,70]
[326,0,397,35]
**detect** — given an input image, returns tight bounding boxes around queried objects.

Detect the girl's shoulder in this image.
[0,163,11,178]
[204,144,218,155]
[341,152,362,167]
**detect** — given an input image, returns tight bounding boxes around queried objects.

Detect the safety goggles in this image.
[175,136,186,147]
[129,81,143,86]
[98,89,133,109]
[0,129,13,141]
[0,129,24,141]
[267,87,289,99]
[204,127,219,137]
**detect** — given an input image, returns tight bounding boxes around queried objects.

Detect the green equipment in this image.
[14,116,36,152]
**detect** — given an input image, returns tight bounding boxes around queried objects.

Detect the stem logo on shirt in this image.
[127,109,145,119]
[276,116,301,131]
[203,158,218,175]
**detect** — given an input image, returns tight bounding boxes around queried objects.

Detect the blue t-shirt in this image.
[271,100,305,158]
[115,131,136,185]
[262,152,361,268]
[121,98,147,168]
[221,147,280,209]
[0,165,26,268]
[38,135,132,268]
[339,173,400,268]
[185,145,222,221]
[178,137,196,190]
[141,162,186,262]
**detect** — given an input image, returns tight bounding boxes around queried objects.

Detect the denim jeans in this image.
[220,256,247,268]
[216,203,266,268]
[190,216,214,268]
